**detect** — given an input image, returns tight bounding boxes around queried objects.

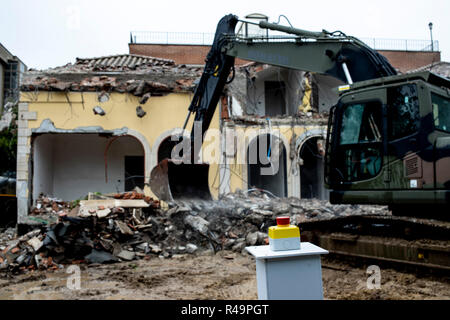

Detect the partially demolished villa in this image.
[17,53,337,224]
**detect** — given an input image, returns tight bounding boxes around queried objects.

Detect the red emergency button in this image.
[276,216,290,226]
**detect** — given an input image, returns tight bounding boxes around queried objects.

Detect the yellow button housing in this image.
[268,224,300,239]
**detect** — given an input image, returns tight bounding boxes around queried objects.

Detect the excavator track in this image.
[300,214,450,272]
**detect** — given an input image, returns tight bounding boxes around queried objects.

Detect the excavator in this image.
[150,14,450,216]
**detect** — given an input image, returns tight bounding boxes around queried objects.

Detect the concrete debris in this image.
[184,215,210,237]
[245,232,258,246]
[85,249,118,264]
[97,91,110,103]
[115,220,134,235]
[149,244,162,254]
[139,93,151,104]
[229,113,328,126]
[93,106,106,116]
[116,250,135,261]
[30,194,73,217]
[96,208,111,219]
[21,56,204,97]
[26,237,43,251]
[136,106,147,118]
[186,243,198,254]
[1,189,389,274]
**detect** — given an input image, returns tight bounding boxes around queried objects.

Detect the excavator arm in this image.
[150,14,397,201]
[185,15,239,143]
[185,14,396,142]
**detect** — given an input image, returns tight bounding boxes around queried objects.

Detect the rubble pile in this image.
[1,191,165,272]
[21,55,203,97]
[169,189,389,252]
[1,189,389,273]
[30,194,74,216]
[21,76,191,97]
[229,113,329,126]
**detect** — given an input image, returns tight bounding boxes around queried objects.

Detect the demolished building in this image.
[17,51,340,225]
[219,62,339,200]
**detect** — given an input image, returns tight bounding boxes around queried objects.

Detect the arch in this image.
[294,127,328,200]
[294,127,327,154]
[151,128,188,170]
[243,128,290,166]
[246,133,288,197]
[126,129,152,184]
[157,137,180,163]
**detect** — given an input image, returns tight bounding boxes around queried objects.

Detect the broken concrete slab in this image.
[186,243,198,254]
[184,215,210,237]
[27,237,43,252]
[80,199,149,209]
[96,208,112,219]
[115,221,134,235]
[139,93,151,104]
[149,244,162,254]
[245,232,258,246]
[116,250,135,261]
[135,242,149,253]
[93,106,106,116]
[85,249,119,264]
[136,106,147,118]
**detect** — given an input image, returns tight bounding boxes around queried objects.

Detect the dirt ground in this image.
[1,250,449,300]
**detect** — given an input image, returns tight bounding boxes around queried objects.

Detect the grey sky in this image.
[1,0,448,70]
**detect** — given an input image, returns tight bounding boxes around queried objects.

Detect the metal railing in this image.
[130,31,215,46]
[130,31,439,52]
[360,38,439,52]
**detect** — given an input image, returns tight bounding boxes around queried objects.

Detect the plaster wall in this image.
[32,134,144,201]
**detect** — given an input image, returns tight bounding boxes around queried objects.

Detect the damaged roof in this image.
[21,54,203,96]
[75,54,175,71]
[407,61,450,79]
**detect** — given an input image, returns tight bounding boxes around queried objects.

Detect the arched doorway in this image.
[157,136,180,163]
[298,136,328,200]
[247,134,287,197]
[155,136,210,200]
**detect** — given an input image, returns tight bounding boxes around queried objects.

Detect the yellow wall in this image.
[21,91,221,199]
[20,90,325,200]
[225,124,323,193]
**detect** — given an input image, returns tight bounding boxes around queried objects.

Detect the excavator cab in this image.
[325,72,450,214]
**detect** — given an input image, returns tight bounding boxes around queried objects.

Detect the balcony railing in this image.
[130,31,439,52]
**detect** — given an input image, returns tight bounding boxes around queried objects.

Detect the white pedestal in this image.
[246,242,328,300]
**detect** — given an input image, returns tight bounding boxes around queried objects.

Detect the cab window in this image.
[387,84,420,140]
[431,93,450,133]
[340,102,382,145]
[336,101,382,182]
